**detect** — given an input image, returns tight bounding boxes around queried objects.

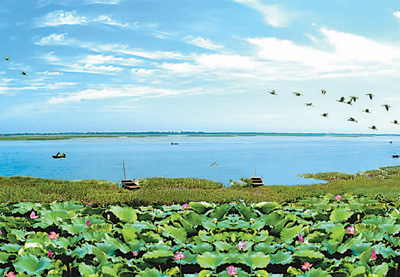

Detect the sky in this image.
[1,0,400,133]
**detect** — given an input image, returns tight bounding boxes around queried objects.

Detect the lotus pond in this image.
[1,194,400,276]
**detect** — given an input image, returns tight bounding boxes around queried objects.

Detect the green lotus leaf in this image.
[41,209,72,223]
[252,231,271,243]
[239,252,270,269]
[280,225,303,242]
[236,204,258,220]
[350,242,373,256]
[292,202,312,209]
[137,268,169,277]
[270,250,293,265]
[351,266,366,276]
[191,242,213,253]
[381,224,400,235]
[322,240,341,255]
[303,268,331,277]
[208,203,231,219]
[363,216,394,225]
[92,246,108,264]
[61,223,86,235]
[3,216,31,230]
[164,267,180,276]
[109,206,138,223]
[95,242,116,256]
[306,231,328,243]
[263,212,283,226]
[371,262,389,276]
[253,202,281,214]
[182,211,204,226]
[363,203,387,214]
[361,230,385,242]
[68,245,92,258]
[330,207,353,222]
[120,226,139,243]
[143,249,174,264]
[197,252,225,268]
[10,202,40,214]
[214,241,233,252]
[293,250,324,262]
[14,254,53,275]
[329,226,346,242]
[163,225,187,243]
[101,266,117,277]
[0,251,9,264]
[188,202,215,214]
[253,242,276,254]
[79,263,97,276]
[1,243,20,253]
[51,201,83,211]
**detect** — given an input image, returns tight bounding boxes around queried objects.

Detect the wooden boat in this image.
[393,154,400,158]
[120,158,141,190]
[250,166,264,187]
[171,142,179,145]
[52,152,66,159]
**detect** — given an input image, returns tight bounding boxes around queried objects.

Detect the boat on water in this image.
[52,152,66,159]
[120,158,141,190]
[171,142,179,145]
[393,154,400,158]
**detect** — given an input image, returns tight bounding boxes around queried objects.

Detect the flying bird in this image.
[4,56,9,61]
[293,92,302,96]
[305,103,313,107]
[321,113,329,118]
[362,109,371,113]
[391,120,399,125]
[382,104,391,111]
[321,89,327,95]
[268,90,277,95]
[337,97,346,103]
[346,100,353,105]
[369,125,377,130]
[348,117,358,123]
[21,72,28,76]
[349,96,359,102]
[366,93,374,100]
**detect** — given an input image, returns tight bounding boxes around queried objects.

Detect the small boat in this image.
[120,158,141,190]
[393,155,400,158]
[251,166,264,187]
[52,152,66,159]
[171,142,179,145]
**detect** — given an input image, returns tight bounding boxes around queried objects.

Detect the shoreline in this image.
[1,131,399,140]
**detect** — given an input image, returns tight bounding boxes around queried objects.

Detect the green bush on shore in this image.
[1,165,400,206]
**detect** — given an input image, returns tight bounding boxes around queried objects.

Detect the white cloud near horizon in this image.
[183,36,224,50]
[232,0,295,27]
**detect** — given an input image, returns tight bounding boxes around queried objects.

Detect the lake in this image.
[0,135,399,186]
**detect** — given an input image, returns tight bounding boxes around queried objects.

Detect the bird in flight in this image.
[21,72,28,76]
[337,97,345,103]
[4,56,9,61]
[305,103,313,107]
[321,89,327,95]
[321,113,328,118]
[349,96,359,102]
[268,90,277,95]
[382,104,391,111]
[369,125,377,130]
[348,117,358,123]
[366,93,374,100]
[391,120,399,125]
[362,109,371,113]
[346,100,353,105]
[293,92,302,96]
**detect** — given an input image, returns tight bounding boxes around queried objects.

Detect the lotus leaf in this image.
[191,242,213,253]
[253,242,276,254]
[293,249,324,262]
[214,240,233,252]
[330,207,353,222]
[163,225,187,243]
[322,240,341,255]
[79,263,97,276]
[188,202,215,214]
[1,243,20,253]
[270,250,293,265]
[61,223,86,234]
[381,224,400,234]
[14,254,53,275]
[371,262,389,276]
[350,266,366,276]
[350,241,373,256]
[143,249,174,264]
[108,206,138,223]
[303,268,331,277]
[253,202,281,214]
[280,225,303,242]
[137,267,169,277]
[197,252,225,268]
[0,251,9,264]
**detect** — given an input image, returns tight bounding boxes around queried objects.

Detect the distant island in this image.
[0,131,399,140]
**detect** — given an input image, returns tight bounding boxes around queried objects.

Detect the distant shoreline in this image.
[0,131,399,140]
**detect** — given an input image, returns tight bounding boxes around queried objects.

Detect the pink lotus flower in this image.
[48,249,53,258]
[237,241,246,250]
[301,262,313,271]
[87,219,91,227]
[335,195,343,201]
[133,250,138,257]
[0,230,2,235]
[174,252,186,260]
[30,211,39,219]
[48,231,59,240]
[227,265,238,276]
[5,272,16,277]
[371,249,377,260]
[182,203,189,210]
[298,233,304,243]
[347,226,355,235]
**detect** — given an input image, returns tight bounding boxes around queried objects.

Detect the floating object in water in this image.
[171,142,179,145]
[120,158,140,189]
[393,154,399,158]
[52,152,66,159]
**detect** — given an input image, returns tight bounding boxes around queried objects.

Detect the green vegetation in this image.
[2,166,400,206]
[1,196,400,276]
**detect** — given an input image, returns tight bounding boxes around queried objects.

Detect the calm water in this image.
[0,135,399,186]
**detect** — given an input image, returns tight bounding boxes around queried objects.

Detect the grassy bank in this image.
[1,165,400,206]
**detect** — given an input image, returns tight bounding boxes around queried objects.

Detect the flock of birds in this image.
[268,89,398,131]
[4,56,28,76]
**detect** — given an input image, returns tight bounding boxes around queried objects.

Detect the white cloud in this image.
[232,0,295,27]
[183,36,223,50]
[394,11,400,19]
[35,10,87,27]
[35,33,71,45]
[85,0,122,4]
[93,15,138,28]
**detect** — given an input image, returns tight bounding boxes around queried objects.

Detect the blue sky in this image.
[1,0,400,133]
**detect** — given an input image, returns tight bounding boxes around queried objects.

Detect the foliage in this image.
[0,195,400,275]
